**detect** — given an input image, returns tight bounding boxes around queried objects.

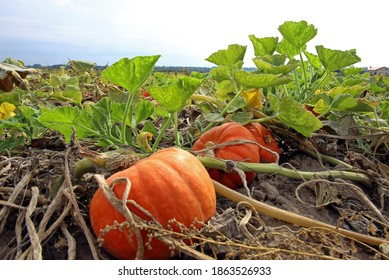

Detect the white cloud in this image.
[1,0,388,67]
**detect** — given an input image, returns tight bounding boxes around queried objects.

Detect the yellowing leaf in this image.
[242,88,262,110]
[136,131,153,153]
[0,102,16,120]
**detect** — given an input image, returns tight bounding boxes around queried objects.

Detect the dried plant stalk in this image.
[213,179,389,247]
[0,171,33,233]
[25,186,42,260]
[60,222,76,260]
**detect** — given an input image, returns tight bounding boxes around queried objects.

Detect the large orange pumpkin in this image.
[89,147,216,259]
[244,123,280,163]
[192,122,260,189]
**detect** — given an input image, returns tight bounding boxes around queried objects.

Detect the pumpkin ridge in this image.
[155,155,209,223]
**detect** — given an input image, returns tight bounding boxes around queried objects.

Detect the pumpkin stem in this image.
[197,156,372,184]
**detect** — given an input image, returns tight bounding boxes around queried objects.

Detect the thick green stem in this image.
[249,113,280,124]
[204,71,243,132]
[151,113,174,152]
[301,71,331,104]
[173,112,180,147]
[121,92,136,145]
[191,94,224,108]
[299,50,308,95]
[197,156,371,184]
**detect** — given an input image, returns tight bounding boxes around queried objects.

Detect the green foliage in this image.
[102,55,160,93]
[205,44,247,66]
[38,107,96,143]
[316,46,361,72]
[148,76,203,112]
[1,20,388,155]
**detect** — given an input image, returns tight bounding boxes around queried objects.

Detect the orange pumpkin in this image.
[89,147,216,259]
[244,123,280,163]
[192,122,260,189]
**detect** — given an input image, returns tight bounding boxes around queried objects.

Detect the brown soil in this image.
[0,135,388,260]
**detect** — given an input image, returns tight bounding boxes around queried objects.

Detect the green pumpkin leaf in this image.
[203,113,224,123]
[277,96,322,137]
[209,65,232,82]
[316,45,361,72]
[228,111,253,125]
[268,93,280,112]
[278,20,317,50]
[102,55,160,93]
[276,38,301,59]
[328,85,369,98]
[0,136,25,153]
[341,67,364,76]
[253,56,298,75]
[18,105,38,120]
[331,94,358,111]
[89,97,115,133]
[215,80,235,100]
[249,35,278,56]
[148,76,203,112]
[62,85,82,104]
[259,54,287,66]
[49,74,62,88]
[233,71,292,88]
[135,100,155,123]
[304,51,322,69]
[205,44,246,66]
[38,107,96,143]
[381,100,389,119]
[111,102,129,123]
[227,96,246,113]
[141,120,158,135]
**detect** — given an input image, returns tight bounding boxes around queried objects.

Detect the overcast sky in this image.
[1,0,387,67]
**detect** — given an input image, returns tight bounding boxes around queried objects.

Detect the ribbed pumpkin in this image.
[192,122,260,189]
[244,123,280,163]
[89,147,216,259]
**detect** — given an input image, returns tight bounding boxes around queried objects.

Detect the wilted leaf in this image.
[68,60,97,72]
[323,115,359,136]
[0,62,40,92]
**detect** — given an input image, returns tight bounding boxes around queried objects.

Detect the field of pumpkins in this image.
[1,21,389,260]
